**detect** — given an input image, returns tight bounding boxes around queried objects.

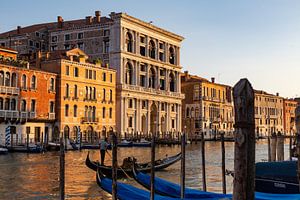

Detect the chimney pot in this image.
[211,77,215,83]
[95,11,101,23]
[57,16,64,28]
[86,16,93,25]
[17,26,21,34]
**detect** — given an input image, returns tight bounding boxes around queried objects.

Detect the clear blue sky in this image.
[1,0,300,98]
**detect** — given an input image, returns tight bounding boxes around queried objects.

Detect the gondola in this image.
[255,161,299,194]
[86,152,181,178]
[131,167,300,200]
[96,169,192,200]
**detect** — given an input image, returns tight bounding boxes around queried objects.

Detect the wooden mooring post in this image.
[201,132,207,191]
[295,106,300,191]
[220,132,226,194]
[277,133,284,161]
[180,132,186,199]
[59,136,65,200]
[232,79,255,200]
[270,133,277,161]
[150,132,155,200]
[111,132,118,200]
[267,136,271,162]
[289,135,293,161]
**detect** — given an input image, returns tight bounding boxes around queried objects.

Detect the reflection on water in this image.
[0,140,291,199]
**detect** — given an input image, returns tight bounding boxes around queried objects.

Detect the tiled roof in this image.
[0,17,112,38]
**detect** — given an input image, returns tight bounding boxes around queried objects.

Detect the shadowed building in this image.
[0,47,56,146]
[181,72,234,140]
[283,99,297,136]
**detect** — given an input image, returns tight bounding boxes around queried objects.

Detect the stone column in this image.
[166,69,170,91]
[136,61,140,86]
[147,100,151,133]
[157,66,160,90]
[157,101,161,133]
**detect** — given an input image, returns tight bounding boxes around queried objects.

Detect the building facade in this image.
[283,99,297,136]
[0,11,184,136]
[39,48,116,142]
[181,72,234,139]
[254,90,284,137]
[0,47,56,146]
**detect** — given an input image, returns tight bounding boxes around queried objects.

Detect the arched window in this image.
[49,78,55,91]
[5,72,10,86]
[149,40,156,59]
[109,89,113,101]
[22,74,27,89]
[11,73,17,87]
[21,100,26,112]
[125,63,133,85]
[84,106,88,118]
[85,86,88,99]
[73,105,77,117]
[88,106,92,121]
[74,85,78,98]
[169,47,175,64]
[31,75,36,89]
[65,104,69,116]
[0,98,3,110]
[149,68,156,89]
[93,87,96,100]
[186,107,190,118]
[92,106,96,121]
[89,87,93,100]
[4,98,10,110]
[109,107,112,118]
[102,107,106,118]
[103,89,106,101]
[126,32,133,52]
[169,73,176,92]
[10,99,16,110]
[65,84,69,97]
[0,71,4,86]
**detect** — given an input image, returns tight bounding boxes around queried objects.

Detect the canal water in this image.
[0,140,291,200]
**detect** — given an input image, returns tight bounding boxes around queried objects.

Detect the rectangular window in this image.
[128,117,133,127]
[74,105,77,117]
[51,36,58,43]
[51,45,57,51]
[78,32,84,39]
[140,75,145,87]
[102,72,106,81]
[104,30,110,36]
[50,101,55,113]
[85,69,88,78]
[102,107,106,118]
[66,66,70,75]
[31,100,36,112]
[65,34,70,41]
[74,67,79,77]
[128,99,133,108]
[140,36,145,43]
[140,64,146,72]
[64,44,70,50]
[89,70,93,79]
[109,108,112,118]
[140,46,146,56]
[159,52,164,61]
[110,74,113,82]
[104,41,109,53]
[77,42,84,49]
[93,71,96,80]
[142,101,147,109]
[172,119,175,128]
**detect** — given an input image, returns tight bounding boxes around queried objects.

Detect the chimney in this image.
[57,16,64,28]
[86,16,92,25]
[17,26,21,34]
[211,77,215,83]
[276,92,279,96]
[95,11,101,23]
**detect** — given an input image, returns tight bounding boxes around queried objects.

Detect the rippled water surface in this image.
[0,140,291,199]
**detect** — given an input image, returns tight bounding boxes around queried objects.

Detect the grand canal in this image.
[0,140,291,200]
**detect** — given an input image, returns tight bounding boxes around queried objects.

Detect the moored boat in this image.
[0,147,8,154]
[86,152,181,178]
[117,140,133,147]
[132,139,151,147]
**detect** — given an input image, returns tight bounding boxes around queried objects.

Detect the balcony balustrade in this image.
[49,113,55,120]
[29,112,36,118]
[81,117,99,123]
[0,110,19,119]
[0,86,20,95]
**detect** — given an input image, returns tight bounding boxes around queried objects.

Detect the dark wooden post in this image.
[80,132,82,150]
[59,136,65,200]
[270,134,277,161]
[112,132,117,200]
[290,135,293,161]
[295,106,300,191]
[150,131,155,200]
[201,131,207,191]
[277,133,284,161]
[267,136,271,162]
[180,132,186,199]
[221,132,226,194]
[232,79,255,200]
[26,133,29,150]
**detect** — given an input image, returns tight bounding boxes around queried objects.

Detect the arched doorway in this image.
[150,103,158,134]
[87,125,93,143]
[102,126,107,138]
[53,126,59,142]
[141,115,147,135]
[72,126,78,141]
[64,126,70,139]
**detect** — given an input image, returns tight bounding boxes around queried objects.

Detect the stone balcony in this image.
[81,117,99,124]
[0,86,20,95]
[49,113,55,120]
[0,110,37,120]
[119,84,184,99]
